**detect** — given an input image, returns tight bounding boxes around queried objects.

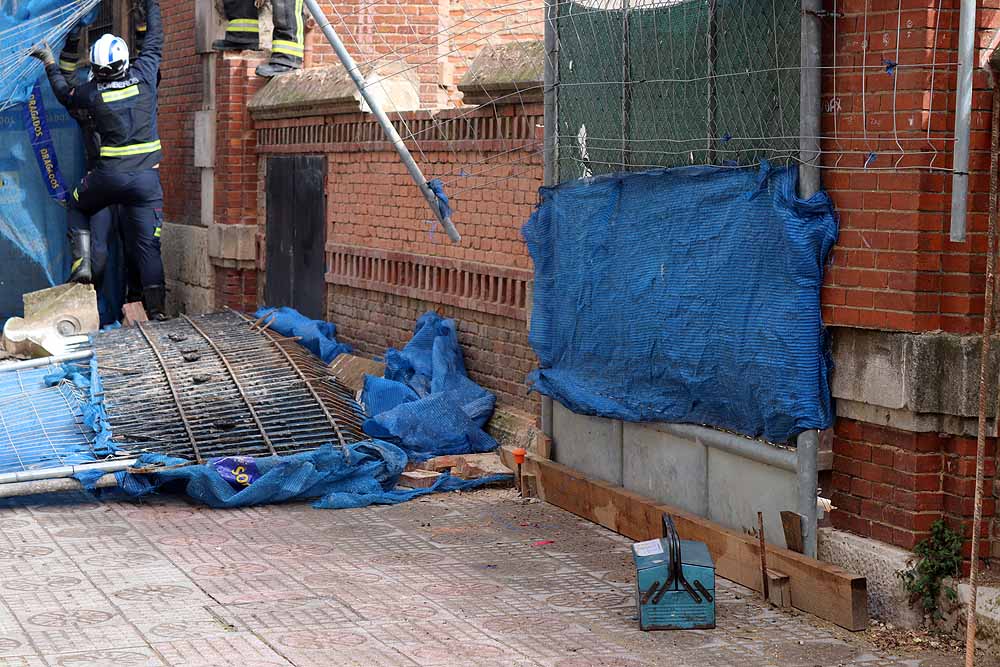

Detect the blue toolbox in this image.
[632,515,716,630]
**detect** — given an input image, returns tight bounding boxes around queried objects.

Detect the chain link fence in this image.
[555,0,801,182]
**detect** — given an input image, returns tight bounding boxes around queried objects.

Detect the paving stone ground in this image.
[0,488,977,666]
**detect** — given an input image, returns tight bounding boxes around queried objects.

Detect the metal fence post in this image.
[303,0,461,243]
[799,0,822,198]
[540,0,558,438]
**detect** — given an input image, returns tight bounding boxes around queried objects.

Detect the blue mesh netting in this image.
[360,311,498,458]
[0,0,123,323]
[522,162,838,443]
[253,306,352,363]
[111,441,507,509]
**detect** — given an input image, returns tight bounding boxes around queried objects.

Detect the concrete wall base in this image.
[161,222,214,315]
[818,527,923,628]
[939,581,1000,655]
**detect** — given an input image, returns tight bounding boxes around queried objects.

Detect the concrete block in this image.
[165,281,214,316]
[2,284,98,357]
[831,327,906,410]
[830,327,1000,435]
[622,422,708,517]
[707,446,797,550]
[208,224,257,263]
[551,401,622,485]
[248,61,419,120]
[459,40,544,105]
[194,111,216,168]
[200,169,214,227]
[818,527,922,628]
[161,222,212,289]
[195,0,225,54]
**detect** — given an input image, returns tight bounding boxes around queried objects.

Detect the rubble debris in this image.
[121,301,148,327]
[419,452,513,480]
[2,284,97,357]
[398,469,442,489]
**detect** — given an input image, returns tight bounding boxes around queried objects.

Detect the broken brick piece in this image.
[398,469,442,489]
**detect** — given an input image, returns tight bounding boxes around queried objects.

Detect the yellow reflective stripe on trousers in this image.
[154,227,161,238]
[272,40,303,57]
[100,140,162,157]
[71,257,83,271]
[295,0,303,45]
[101,85,139,103]
[227,18,259,32]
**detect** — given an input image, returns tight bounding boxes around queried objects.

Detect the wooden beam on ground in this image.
[501,448,869,631]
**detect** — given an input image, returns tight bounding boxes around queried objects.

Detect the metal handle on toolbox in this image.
[661,514,702,604]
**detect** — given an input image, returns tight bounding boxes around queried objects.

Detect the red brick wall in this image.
[214,54,267,308]
[304,0,542,107]
[831,419,999,570]
[158,0,203,224]
[254,103,543,412]
[820,0,998,335]
[328,287,536,410]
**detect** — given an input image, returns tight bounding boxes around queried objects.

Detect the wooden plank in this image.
[328,353,384,393]
[510,449,869,631]
[767,569,792,608]
[781,511,805,554]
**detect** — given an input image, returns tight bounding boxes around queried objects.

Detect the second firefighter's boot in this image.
[68,229,93,284]
[142,284,168,321]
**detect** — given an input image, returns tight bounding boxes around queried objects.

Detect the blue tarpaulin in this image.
[522,162,838,443]
[0,0,123,323]
[254,306,352,363]
[361,311,498,458]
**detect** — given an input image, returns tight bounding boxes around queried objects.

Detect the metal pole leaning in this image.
[303,0,461,244]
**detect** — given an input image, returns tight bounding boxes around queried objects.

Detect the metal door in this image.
[265,155,327,320]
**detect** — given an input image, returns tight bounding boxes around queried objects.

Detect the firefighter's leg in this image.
[120,170,167,319]
[257,0,303,76]
[215,0,260,50]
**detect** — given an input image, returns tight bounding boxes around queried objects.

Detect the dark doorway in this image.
[265,155,327,320]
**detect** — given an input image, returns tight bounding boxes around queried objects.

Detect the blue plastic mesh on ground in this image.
[253,306,352,363]
[522,162,838,443]
[0,356,111,473]
[361,312,498,458]
[111,441,508,509]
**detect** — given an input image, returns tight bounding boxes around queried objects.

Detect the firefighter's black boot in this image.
[212,38,260,52]
[142,284,168,321]
[68,229,93,284]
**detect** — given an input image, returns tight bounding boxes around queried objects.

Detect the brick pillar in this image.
[212,54,266,311]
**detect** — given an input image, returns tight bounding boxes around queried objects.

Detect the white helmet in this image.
[89,34,129,81]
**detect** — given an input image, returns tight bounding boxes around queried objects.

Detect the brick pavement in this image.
[0,489,970,666]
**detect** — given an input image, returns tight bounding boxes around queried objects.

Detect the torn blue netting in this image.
[0,1,118,320]
[111,441,509,509]
[361,311,498,459]
[253,306,352,363]
[427,178,452,221]
[523,162,837,443]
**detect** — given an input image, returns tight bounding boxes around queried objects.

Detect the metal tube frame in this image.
[303,0,461,243]
[950,0,977,242]
[797,0,823,559]
[540,0,558,438]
